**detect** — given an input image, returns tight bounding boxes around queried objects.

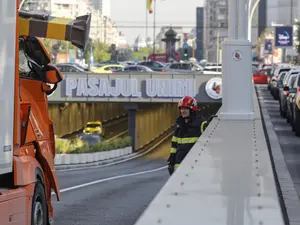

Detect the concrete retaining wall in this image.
[54,146,132,165]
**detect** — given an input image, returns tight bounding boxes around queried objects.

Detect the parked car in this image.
[91,64,124,74]
[115,65,154,73]
[270,67,292,99]
[252,65,269,84]
[165,62,203,73]
[286,74,300,136]
[280,73,298,118]
[54,63,86,73]
[138,61,166,72]
[202,66,222,75]
[286,74,299,123]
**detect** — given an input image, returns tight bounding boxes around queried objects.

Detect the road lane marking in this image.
[52,166,167,195]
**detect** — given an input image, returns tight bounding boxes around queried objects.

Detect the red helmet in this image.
[178,96,198,111]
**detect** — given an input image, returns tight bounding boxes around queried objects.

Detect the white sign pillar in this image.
[220,0,254,120]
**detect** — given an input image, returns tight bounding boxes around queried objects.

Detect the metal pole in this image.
[217,31,220,65]
[291,0,293,25]
[19,0,26,10]
[228,0,238,39]
[152,0,156,61]
[238,0,248,39]
[248,0,252,20]
[220,0,254,120]
[248,0,261,41]
[146,0,148,44]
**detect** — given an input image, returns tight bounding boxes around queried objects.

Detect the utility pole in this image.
[152,0,156,61]
[104,16,107,44]
[217,31,220,65]
[146,0,148,45]
[219,0,254,120]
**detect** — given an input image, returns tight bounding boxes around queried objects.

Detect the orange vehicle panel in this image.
[13,154,43,186]
[0,186,32,225]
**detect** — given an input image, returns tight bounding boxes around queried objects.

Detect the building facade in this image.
[204,0,228,62]
[22,0,51,13]
[204,0,259,62]
[99,0,111,17]
[51,0,118,45]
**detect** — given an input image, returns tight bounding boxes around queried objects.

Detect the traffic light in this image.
[184,49,188,60]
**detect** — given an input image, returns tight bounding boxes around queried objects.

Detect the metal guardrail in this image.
[104,130,128,142]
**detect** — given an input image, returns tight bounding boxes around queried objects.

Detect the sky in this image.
[110,0,204,45]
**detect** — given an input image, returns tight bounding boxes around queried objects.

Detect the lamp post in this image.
[220,0,254,120]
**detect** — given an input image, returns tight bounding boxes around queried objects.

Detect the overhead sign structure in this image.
[275,26,293,48]
[48,74,223,103]
[264,39,273,55]
[205,77,222,100]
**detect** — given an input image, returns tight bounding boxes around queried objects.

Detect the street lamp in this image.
[248,0,261,41]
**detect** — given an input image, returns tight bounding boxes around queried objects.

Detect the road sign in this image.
[275,26,293,48]
[264,39,273,55]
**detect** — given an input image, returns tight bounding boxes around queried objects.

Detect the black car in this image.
[138,61,166,72]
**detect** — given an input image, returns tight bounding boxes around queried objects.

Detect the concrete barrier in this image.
[54,146,132,165]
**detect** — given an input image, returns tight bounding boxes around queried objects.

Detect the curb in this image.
[256,86,300,225]
[54,147,136,171]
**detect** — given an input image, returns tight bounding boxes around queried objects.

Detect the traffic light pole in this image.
[219,0,254,120]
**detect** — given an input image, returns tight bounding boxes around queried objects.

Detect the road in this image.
[52,137,171,225]
[256,85,300,194]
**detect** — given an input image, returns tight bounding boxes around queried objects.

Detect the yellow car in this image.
[91,64,124,74]
[83,121,103,135]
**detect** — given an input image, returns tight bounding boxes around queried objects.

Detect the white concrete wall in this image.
[54,147,132,165]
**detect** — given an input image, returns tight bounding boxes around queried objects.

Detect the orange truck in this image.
[0,1,90,224]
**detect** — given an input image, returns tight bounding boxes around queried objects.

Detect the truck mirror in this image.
[43,64,63,84]
[41,83,57,96]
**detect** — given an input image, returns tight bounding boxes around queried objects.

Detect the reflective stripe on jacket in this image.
[170,113,208,156]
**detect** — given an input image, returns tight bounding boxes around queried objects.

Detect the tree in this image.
[84,39,111,64]
[132,47,150,61]
[117,48,133,61]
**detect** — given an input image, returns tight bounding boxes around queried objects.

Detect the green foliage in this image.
[39,38,53,55]
[84,39,111,64]
[132,47,150,61]
[55,138,70,154]
[131,47,165,61]
[55,136,132,154]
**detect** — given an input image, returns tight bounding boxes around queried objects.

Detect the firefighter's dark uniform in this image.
[168,111,208,174]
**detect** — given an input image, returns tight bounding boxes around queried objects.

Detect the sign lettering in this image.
[63,78,196,98]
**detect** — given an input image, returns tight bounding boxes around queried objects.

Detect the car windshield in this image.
[87,124,101,128]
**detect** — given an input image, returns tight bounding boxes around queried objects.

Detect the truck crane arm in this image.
[19,11,91,50]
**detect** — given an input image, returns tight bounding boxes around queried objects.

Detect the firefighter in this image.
[167,96,209,175]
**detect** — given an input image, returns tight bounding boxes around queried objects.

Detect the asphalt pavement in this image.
[52,138,171,225]
[256,85,300,194]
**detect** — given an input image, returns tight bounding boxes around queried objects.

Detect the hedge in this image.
[55,136,132,154]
